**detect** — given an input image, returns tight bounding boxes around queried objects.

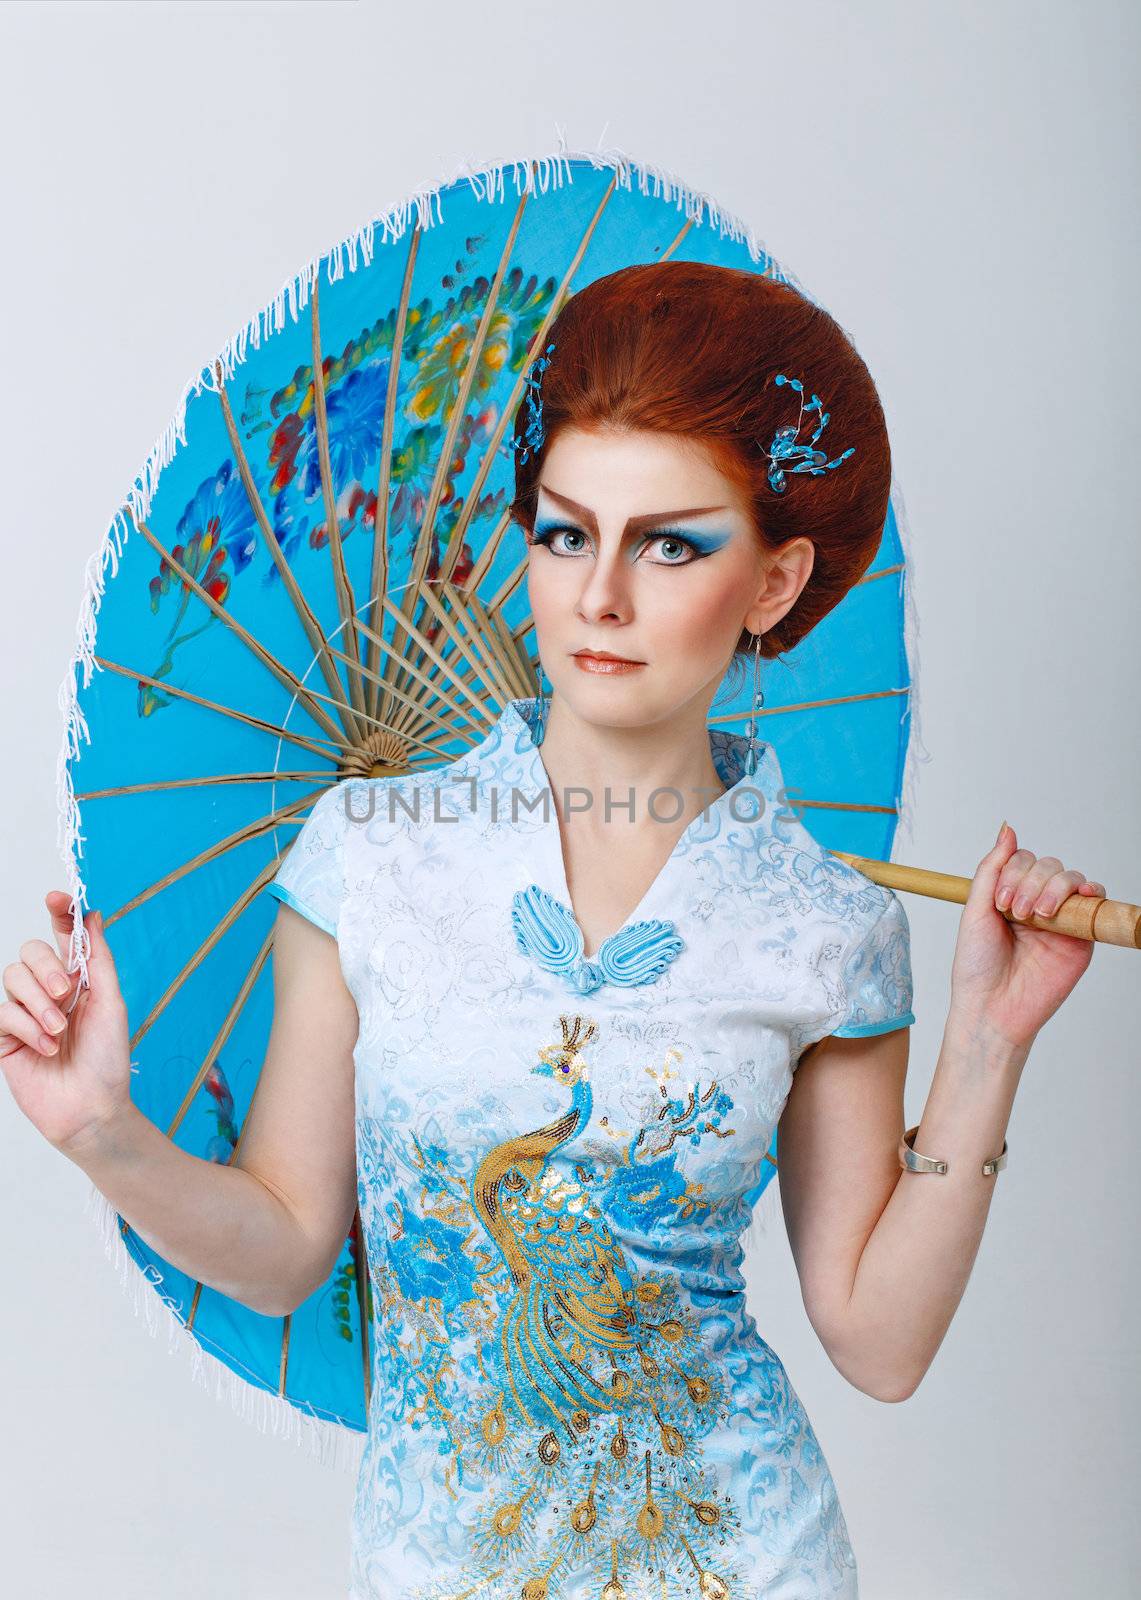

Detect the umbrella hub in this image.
[341,726,413,781]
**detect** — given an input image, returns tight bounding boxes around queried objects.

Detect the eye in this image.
[641,531,701,565]
[530,523,591,557]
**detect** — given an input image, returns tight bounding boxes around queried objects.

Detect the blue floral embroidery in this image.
[510,881,684,994]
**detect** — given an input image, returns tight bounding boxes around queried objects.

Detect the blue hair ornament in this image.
[516,341,556,465]
[765,372,856,493]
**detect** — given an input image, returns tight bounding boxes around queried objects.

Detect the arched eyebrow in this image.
[537,484,731,534]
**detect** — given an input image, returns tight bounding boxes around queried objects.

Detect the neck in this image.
[531,693,728,832]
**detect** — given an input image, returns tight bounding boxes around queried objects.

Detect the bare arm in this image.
[778,1017,1025,1403]
[779,826,1099,1404]
[6,894,358,1320]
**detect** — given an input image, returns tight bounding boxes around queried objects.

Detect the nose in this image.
[573,547,635,626]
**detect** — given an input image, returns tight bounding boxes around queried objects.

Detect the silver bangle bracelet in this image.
[898,1124,1008,1178]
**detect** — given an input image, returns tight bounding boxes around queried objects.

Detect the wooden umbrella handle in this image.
[827,850,1141,949]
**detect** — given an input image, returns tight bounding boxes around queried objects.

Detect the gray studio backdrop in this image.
[1,2,1136,1596]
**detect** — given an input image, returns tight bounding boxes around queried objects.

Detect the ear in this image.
[745,535,815,635]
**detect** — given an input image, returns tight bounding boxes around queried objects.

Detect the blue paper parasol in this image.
[55,140,927,1470]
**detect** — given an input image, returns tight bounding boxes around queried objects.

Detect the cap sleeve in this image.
[831,890,916,1039]
[265,783,349,938]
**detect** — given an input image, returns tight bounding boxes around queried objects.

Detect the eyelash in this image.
[530,524,707,565]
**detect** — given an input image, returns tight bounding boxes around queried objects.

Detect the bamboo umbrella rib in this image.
[430,599,533,719]
[794,800,898,815]
[467,603,527,699]
[212,360,369,749]
[279,1312,292,1400]
[398,582,516,735]
[92,656,347,762]
[283,655,477,759]
[462,506,516,594]
[451,584,532,700]
[318,633,486,758]
[310,273,369,725]
[131,513,351,749]
[125,849,301,1053]
[323,626,495,757]
[658,218,696,261]
[485,607,536,697]
[107,785,327,937]
[352,602,501,733]
[367,225,420,729]
[386,190,534,737]
[74,771,339,800]
[166,929,274,1142]
[391,668,495,755]
[707,686,910,725]
[487,552,530,620]
[389,628,504,736]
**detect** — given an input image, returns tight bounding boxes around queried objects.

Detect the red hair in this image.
[510,261,891,663]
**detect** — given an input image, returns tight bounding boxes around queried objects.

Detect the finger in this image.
[1007,857,1065,920]
[1077,881,1106,896]
[993,845,1041,911]
[18,934,76,1007]
[0,995,61,1058]
[1030,869,1088,919]
[1,962,70,1045]
[972,821,1022,906]
[46,890,89,974]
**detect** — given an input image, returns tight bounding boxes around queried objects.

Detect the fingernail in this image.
[996,886,1013,909]
[996,819,1008,844]
[48,974,68,997]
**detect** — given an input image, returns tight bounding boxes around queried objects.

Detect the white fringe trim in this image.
[86,1180,367,1475]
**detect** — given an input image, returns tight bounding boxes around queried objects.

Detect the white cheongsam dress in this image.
[267,695,915,1600]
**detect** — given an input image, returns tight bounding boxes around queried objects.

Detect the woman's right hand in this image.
[1,890,132,1158]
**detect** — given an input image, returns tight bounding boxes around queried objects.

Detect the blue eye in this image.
[646,531,701,564]
[530,523,715,564]
[531,523,590,556]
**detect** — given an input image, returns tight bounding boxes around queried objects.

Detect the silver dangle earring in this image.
[745,632,764,776]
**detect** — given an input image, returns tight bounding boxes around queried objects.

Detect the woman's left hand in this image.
[949,821,1104,1052]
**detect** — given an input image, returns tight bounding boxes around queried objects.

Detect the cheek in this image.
[647,568,742,650]
[525,550,591,632]
[524,555,567,630]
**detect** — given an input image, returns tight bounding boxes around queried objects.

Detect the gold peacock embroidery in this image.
[365,1013,764,1600]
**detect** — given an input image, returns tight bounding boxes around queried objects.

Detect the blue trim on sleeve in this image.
[266,882,336,938]
[832,1010,915,1039]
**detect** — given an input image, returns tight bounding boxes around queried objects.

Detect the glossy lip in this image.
[571,649,645,664]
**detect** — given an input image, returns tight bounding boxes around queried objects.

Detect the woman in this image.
[2,262,1103,1598]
